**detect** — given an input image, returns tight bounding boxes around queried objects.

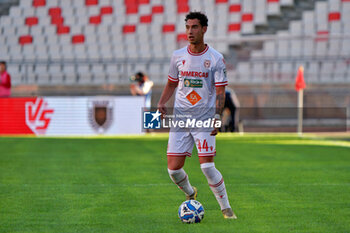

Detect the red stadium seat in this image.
[177,33,187,41]
[25,17,39,27]
[51,16,64,25]
[90,15,102,24]
[152,5,164,14]
[139,0,150,4]
[140,15,152,23]
[176,0,189,13]
[216,0,228,3]
[228,23,241,32]
[72,35,85,44]
[229,4,241,12]
[86,0,98,6]
[163,24,176,33]
[19,35,33,45]
[100,6,113,15]
[49,7,62,16]
[125,0,138,5]
[126,5,138,14]
[328,12,341,21]
[242,13,254,22]
[177,4,189,13]
[33,0,45,7]
[57,25,70,34]
[123,25,136,33]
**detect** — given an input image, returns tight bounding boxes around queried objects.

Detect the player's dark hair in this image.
[135,71,146,82]
[0,61,6,68]
[135,72,144,79]
[185,11,208,27]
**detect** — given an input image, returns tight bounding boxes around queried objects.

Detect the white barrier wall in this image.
[0,96,145,136]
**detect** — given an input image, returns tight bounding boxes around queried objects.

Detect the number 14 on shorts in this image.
[196,139,214,152]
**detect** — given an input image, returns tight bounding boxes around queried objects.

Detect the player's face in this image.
[186,19,207,44]
[0,64,5,73]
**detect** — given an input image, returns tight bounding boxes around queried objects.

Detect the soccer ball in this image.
[178,200,204,223]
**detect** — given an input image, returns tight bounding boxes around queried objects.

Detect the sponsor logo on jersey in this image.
[88,100,113,133]
[184,79,203,88]
[186,90,202,105]
[25,98,54,135]
[204,60,211,68]
[143,110,161,129]
[180,71,209,78]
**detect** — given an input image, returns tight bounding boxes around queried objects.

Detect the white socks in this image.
[201,162,231,210]
[168,164,231,211]
[168,168,195,196]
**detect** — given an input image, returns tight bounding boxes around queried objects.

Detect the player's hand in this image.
[210,128,218,136]
[210,118,220,136]
[158,103,167,118]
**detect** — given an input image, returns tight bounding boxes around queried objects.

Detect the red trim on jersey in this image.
[187,45,209,56]
[209,178,224,188]
[215,81,228,87]
[168,75,179,83]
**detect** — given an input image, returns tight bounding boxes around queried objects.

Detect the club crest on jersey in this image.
[182,60,186,65]
[204,60,211,68]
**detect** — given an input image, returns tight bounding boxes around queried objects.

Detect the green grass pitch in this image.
[0,134,349,233]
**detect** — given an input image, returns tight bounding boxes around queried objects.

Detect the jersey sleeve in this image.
[1,73,11,88]
[168,54,179,83]
[214,57,228,87]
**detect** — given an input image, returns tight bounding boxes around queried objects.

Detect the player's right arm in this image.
[157,80,178,115]
[158,53,179,115]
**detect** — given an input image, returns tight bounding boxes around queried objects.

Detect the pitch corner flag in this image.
[295,65,305,136]
[295,66,306,91]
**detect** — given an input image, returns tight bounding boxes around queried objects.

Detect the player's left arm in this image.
[211,56,227,136]
[210,86,225,136]
[215,86,226,115]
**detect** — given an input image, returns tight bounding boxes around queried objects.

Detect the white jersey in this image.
[168,45,228,119]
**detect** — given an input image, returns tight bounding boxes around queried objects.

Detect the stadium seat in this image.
[49,64,64,84]
[280,0,293,7]
[25,16,39,27]
[276,31,289,58]
[35,45,49,60]
[267,0,281,16]
[19,35,33,45]
[33,0,46,7]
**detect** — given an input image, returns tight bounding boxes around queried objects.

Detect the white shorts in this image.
[167,130,216,157]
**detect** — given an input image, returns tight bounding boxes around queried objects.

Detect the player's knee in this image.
[200,162,215,177]
[168,168,182,176]
[167,156,185,170]
[168,168,185,181]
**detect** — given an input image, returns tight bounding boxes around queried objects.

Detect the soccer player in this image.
[0,61,11,97]
[157,11,237,219]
